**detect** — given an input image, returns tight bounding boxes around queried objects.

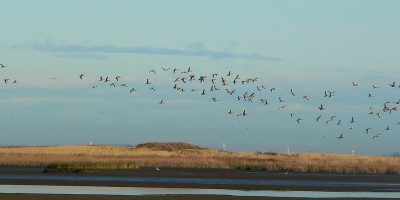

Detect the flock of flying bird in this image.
[1,63,399,140]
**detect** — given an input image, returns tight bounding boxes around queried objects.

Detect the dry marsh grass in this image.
[1,143,400,174]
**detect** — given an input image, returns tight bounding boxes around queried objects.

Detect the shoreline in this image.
[0,166,399,192]
[0,194,392,200]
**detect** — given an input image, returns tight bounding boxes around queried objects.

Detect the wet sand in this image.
[0,194,390,200]
[0,166,399,192]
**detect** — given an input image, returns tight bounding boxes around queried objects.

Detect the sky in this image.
[0,0,399,155]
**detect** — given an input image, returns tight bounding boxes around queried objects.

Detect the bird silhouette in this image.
[290,89,296,96]
[372,134,381,139]
[130,88,137,93]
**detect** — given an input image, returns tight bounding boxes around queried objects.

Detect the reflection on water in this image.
[0,185,400,198]
[1,174,400,191]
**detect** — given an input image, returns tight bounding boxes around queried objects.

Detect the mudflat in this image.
[0,194,393,200]
[0,166,399,192]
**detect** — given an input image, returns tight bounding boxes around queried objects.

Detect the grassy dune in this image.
[0,142,399,174]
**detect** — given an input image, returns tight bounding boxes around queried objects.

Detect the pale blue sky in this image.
[0,0,399,155]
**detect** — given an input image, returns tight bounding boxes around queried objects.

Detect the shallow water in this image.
[1,174,400,191]
[0,185,400,198]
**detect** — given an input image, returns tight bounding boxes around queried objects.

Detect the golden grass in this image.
[43,162,138,173]
[1,143,400,174]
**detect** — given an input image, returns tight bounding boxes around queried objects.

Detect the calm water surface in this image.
[0,185,400,198]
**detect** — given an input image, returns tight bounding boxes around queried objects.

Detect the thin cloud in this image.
[28,41,280,61]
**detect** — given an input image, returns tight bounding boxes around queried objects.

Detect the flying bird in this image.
[372,134,381,139]
[316,115,322,122]
[278,105,287,110]
[130,88,137,93]
[145,79,151,85]
[290,89,296,96]
[79,74,85,79]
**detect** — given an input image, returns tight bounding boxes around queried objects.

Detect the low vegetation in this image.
[43,162,138,173]
[1,143,399,174]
